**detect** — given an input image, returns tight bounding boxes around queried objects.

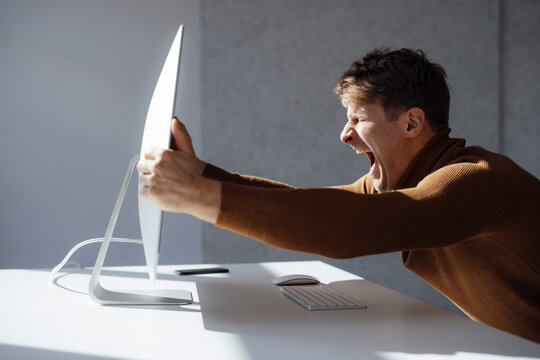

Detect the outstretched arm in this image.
[215,162,512,258]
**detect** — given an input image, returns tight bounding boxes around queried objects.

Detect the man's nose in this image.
[340,127,356,144]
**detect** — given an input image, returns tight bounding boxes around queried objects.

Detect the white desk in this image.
[0,261,538,359]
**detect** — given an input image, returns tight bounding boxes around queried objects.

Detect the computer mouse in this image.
[272,274,320,286]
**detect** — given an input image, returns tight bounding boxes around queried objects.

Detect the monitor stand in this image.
[88,155,192,305]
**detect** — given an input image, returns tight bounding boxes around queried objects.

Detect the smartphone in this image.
[174,267,229,275]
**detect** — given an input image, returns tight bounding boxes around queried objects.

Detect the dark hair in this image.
[334,48,450,131]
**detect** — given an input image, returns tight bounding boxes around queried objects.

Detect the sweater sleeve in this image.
[202,163,294,189]
[215,162,513,259]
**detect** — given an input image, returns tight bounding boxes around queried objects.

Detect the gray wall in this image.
[0,0,202,268]
[200,0,540,314]
[502,0,540,170]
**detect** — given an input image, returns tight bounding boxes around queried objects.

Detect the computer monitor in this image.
[87,25,192,305]
[138,24,184,284]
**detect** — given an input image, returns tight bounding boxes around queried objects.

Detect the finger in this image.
[139,183,152,199]
[139,179,162,200]
[138,173,151,187]
[137,150,161,174]
[139,172,162,195]
[136,159,153,174]
[171,118,196,156]
[142,146,165,160]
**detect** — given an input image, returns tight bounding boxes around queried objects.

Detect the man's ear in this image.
[403,107,426,138]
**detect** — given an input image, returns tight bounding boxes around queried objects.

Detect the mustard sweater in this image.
[203,129,540,343]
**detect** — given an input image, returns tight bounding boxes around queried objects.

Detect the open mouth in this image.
[355,148,377,173]
[365,151,376,168]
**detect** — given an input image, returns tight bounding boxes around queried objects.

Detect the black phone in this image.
[174,267,229,275]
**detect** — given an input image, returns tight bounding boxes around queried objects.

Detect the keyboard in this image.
[279,284,367,311]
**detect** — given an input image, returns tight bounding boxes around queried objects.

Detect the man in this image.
[137,48,540,342]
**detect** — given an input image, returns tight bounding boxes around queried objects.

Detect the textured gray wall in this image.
[502,0,540,173]
[201,0,539,314]
[0,0,202,268]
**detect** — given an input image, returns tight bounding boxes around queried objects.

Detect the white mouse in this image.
[273,274,320,286]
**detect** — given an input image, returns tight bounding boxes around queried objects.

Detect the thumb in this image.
[171,117,196,156]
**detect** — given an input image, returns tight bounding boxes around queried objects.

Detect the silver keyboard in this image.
[279,284,367,311]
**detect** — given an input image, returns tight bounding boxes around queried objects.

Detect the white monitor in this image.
[86,25,191,305]
[138,25,184,283]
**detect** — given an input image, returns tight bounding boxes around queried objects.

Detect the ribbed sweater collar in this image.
[394,128,464,190]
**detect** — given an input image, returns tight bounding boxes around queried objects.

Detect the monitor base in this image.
[91,282,192,305]
[88,155,192,306]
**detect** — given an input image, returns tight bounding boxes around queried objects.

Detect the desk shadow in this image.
[195,267,540,359]
[0,343,118,360]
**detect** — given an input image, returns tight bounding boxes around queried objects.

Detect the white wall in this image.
[0,0,202,268]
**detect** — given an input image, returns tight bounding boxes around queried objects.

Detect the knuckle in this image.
[148,185,161,196]
[153,161,164,174]
[161,149,173,160]
[148,173,158,184]
[136,160,147,172]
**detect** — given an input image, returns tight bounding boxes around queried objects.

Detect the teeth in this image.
[355,149,369,155]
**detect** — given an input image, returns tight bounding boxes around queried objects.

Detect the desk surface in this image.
[0,261,538,359]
